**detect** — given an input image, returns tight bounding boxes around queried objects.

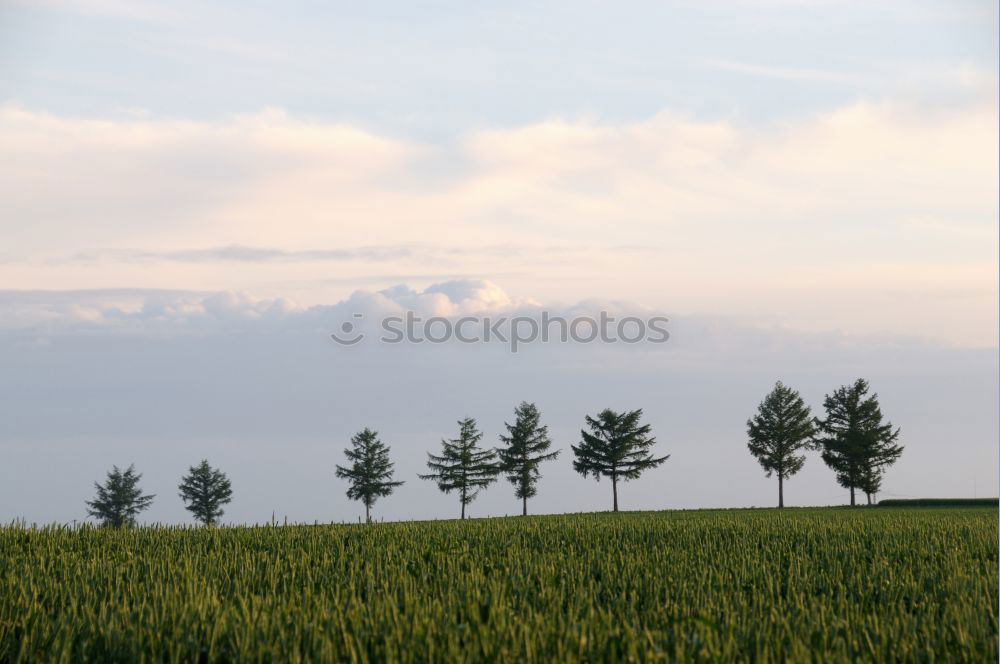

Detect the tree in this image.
[419,418,498,519]
[571,408,668,512]
[813,378,903,506]
[85,464,154,528]
[496,401,560,516]
[746,381,815,508]
[178,459,234,526]
[858,463,883,506]
[335,428,404,522]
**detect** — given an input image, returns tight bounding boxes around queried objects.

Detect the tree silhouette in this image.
[746,381,815,508]
[420,418,498,519]
[86,464,154,527]
[178,459,233,526]
[571,408,668,512]
[813,378,903,506]
[858,463,884,506]
[497,401,559,516]
[335,428,404,522]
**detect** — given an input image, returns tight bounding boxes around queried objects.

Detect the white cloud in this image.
[0,99,995,345]
[0,279,540,332]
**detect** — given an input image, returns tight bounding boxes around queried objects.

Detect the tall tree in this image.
[496,401,560,516]
[746,381,815,508]
[178,459,234,526]
[335,428,404,522]
[571,408,668,512]
[85,464,154,528]
[813,378,903,506]
[419,418,498,519]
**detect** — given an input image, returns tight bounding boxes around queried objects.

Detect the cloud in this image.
[0,280,540,332]
[0,280,949,361]
[61,243,596,265]
[2,100,993,252]
[0,99,995,345]
[70,245,417,264]
[703,59,852,82]
[0,288,296,332]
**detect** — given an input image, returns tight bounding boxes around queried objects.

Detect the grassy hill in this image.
[1,506,996,662]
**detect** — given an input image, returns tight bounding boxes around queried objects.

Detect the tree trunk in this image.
[365,502,370,523]
[461,487,466,520]
[850,486,855,506]
[522,495,527,516]
[612,473,619,512]
[778,475,784,508]
[866,492,872,506]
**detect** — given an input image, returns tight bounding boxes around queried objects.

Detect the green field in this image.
[1,507,996,662]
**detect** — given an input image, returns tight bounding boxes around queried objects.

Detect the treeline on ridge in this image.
[83,377,907,526]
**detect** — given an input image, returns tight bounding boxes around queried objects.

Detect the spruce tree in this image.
[178,459,234,526]
[335,428,404,522]
[813,378,903,506]
[496,401,559,516]
[419,418,498,519]
[85,464,154,528]
[746,381,815,508]
[571,408,668,512]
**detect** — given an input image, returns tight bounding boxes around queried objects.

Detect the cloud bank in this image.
[1,97,995,345]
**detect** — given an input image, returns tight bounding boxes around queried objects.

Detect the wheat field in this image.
[1,507,996,662]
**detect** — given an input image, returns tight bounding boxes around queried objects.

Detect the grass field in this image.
[1,507,996,662]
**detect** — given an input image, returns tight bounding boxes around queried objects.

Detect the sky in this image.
[0,0,997,524]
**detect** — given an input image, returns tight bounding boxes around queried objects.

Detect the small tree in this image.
[178,459,234,526]
[497,401,560,516]
[858,463,883,505]
[813,378,903,506]
[746,381,815,508]
[571,408,668,512]
[419,418,498,519]
[86,464,154,528]
[335,428,404,522]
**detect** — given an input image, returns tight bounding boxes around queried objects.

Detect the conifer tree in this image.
[85,464,154,528]
[497,401,559,516]
[813,378,903,506]
[746,381,815,508]
[419,418,498,519]
[335,428,404,522]
[571,408,668,512]
[178,459,234,526]
[858,463,884,506]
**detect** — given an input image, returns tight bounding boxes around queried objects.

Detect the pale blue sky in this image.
[0,1,995,136]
